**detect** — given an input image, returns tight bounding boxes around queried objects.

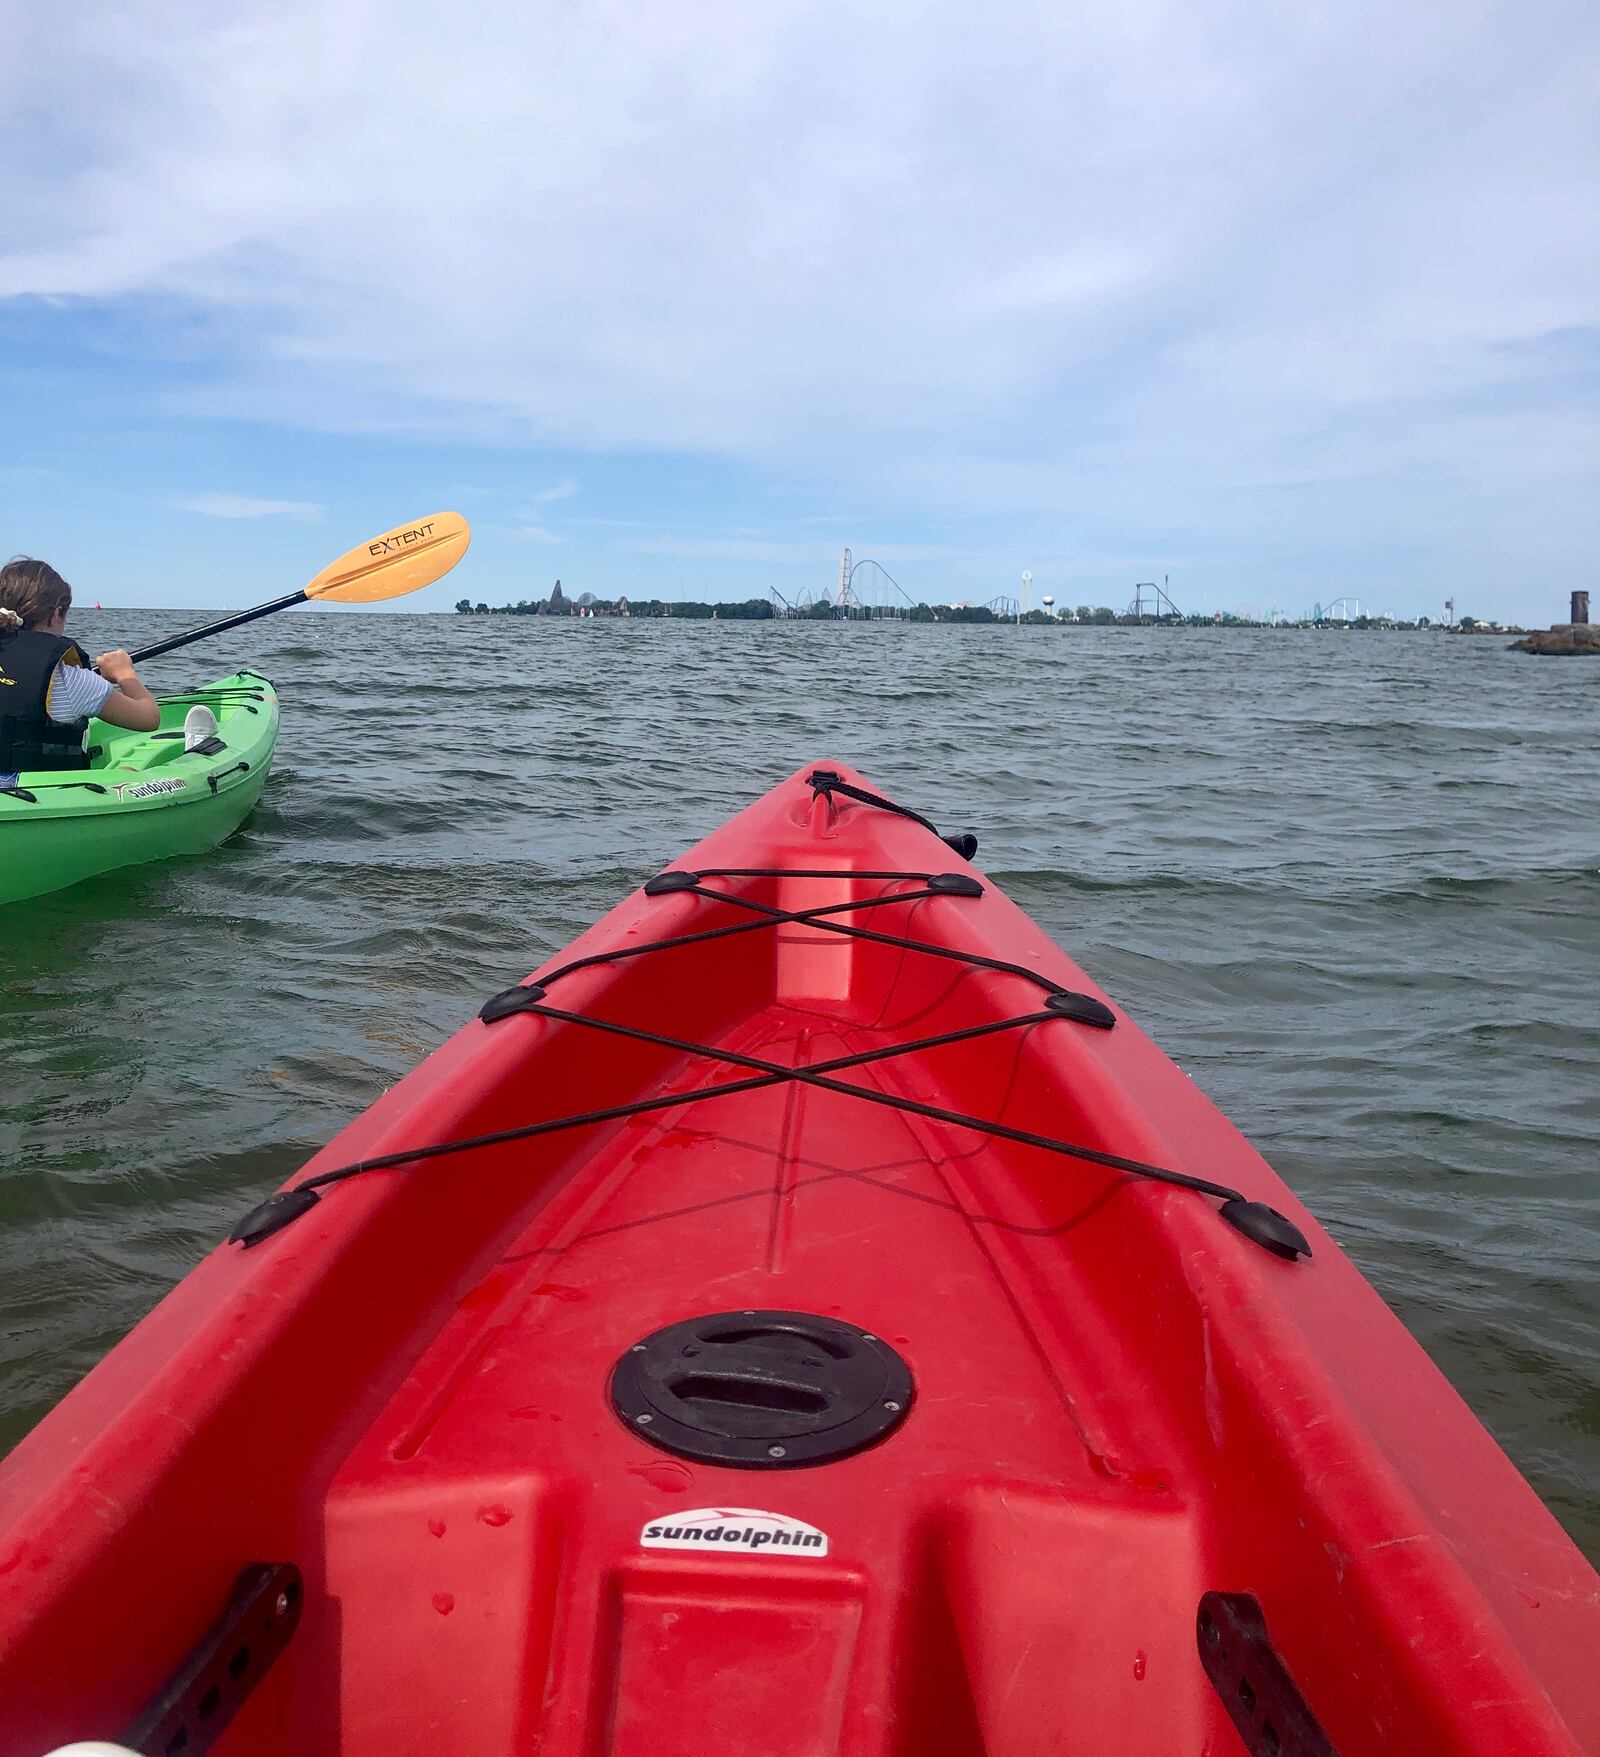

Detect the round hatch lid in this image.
[611,1309,914,1469]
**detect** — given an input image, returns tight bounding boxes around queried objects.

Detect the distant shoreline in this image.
[452,599,1520,633]
[88,605,1531,633]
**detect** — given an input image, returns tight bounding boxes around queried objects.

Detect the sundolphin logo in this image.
[368,521,436,558]
[640,1507,828,1557]
[114,777,188,801]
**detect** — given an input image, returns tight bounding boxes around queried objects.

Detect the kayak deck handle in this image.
[1198,1592,1336,1755]
[122,1563,302,1757]
[808,768,979,860]
[206,760,251,794]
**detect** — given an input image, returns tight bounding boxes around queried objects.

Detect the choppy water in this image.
[2,612,1596,1556]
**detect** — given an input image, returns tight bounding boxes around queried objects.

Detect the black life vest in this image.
[0,628,96,773]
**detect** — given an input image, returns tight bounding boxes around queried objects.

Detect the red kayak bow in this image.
[1,763,1595,1756]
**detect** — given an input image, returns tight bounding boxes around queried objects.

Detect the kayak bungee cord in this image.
[0,779,106,801]
[230,862,1311,1262]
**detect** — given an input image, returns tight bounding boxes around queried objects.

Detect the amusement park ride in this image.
[769,553,1406,627]
[1128,577,1182,619]
[768,551,1024,620]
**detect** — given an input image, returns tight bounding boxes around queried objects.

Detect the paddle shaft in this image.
[127,590,308,665]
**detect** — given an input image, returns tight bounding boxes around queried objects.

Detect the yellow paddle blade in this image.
[304,511,471,604]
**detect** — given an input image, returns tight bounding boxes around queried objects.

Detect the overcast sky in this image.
[2,0,1595,618]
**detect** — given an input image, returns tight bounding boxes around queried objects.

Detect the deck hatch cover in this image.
[611,1309,913,1468]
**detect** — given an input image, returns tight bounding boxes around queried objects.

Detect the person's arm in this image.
[93,650,161,731]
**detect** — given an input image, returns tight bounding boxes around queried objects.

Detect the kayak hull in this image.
[0,672,278,904]
[0,763,1593,1756]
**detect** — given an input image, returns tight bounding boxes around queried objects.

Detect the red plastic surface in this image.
[1,764,1596,1756]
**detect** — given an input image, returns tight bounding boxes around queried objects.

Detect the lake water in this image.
[2,611,1595,1557]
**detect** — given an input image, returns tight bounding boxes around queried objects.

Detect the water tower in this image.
[1041,595,1055,618]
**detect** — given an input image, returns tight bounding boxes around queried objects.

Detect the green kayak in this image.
[0,671,280,905]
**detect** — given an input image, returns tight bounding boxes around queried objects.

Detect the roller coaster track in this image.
[839,557,920,619]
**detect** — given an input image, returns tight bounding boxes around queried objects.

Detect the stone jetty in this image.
[1510,590,1598,655]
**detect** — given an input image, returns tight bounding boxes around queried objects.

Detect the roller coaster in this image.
[769,552,921,619]
[1126,578,1183,621]
[768,551,1030,622]
[767,587,821,616]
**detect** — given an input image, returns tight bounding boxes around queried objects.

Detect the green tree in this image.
[1091,607,1115,624]
[454,598,472,613]
[1075,606,1092,624]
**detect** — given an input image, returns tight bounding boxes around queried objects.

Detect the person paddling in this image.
[0,557,160,775]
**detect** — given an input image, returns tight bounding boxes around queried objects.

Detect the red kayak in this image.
[2,764,1595,1757]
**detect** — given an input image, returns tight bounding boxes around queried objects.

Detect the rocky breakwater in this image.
[1510,623,1600,655]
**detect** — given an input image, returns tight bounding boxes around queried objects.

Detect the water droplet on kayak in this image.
[508,1406,542,1420]
[1133,1651,1147,1681]
[477,1504,512,1527]
[432,1592,455,1616]
[427,1518,446,1538]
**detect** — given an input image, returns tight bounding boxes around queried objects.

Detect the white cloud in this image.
[174,492,321,520]
[514,523,563,543]
[4,0,1598,606]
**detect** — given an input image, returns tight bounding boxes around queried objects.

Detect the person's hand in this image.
[95,649,137,684]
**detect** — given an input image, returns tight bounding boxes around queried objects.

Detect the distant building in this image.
[616,595,630,617]
[538,579,570,616]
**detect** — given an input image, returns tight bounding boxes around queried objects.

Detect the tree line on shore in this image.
[455,596,1157,622]
[454,596,1450,629]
